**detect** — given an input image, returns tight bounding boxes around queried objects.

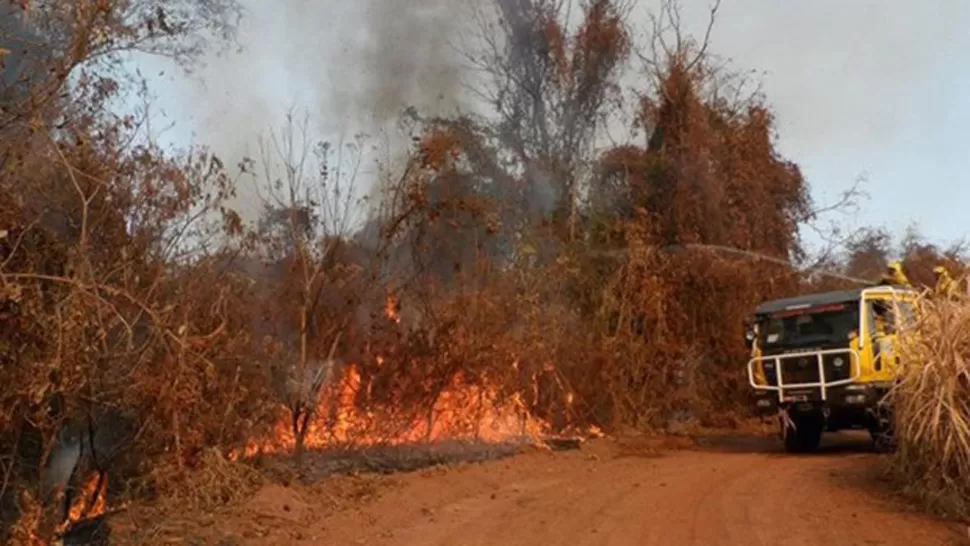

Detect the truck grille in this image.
[781,356,820,385]
[762,352,853,387]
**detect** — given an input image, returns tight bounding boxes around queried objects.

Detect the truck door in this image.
[866,299,897,377]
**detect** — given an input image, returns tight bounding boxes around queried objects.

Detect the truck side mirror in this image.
[744,329,755,349]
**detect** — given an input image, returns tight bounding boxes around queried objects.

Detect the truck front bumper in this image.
[752,383,888,415]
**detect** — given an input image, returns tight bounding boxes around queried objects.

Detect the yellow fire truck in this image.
[745,282,919,452]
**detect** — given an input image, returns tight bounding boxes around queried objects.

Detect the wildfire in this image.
[233,294,597,460]
[57,472,108,534]
[238,362,549,458]
[25,472,109,546]
[384,291,401,324]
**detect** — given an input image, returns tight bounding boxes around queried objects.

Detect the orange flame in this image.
[226,293,559,457]
[384,292,401,324]
[26,472,109,544]
[237,361,550,459]
[232,300,600,459]
[57,472,107,534]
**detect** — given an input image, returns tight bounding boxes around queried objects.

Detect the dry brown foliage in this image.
[892,280,970,520]
[0,1,264,542]
[827,228,970,518]
[3,0,959,540]
[839,226,966,289]
[370,1,815,437]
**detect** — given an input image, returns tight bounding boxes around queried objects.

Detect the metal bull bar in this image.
[747,348,861,402]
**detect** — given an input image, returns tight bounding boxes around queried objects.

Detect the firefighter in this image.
[933,264,958,298]
[879,261,911,287]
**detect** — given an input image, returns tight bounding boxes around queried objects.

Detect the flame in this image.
[232,298,600,459]
[384,292,401,324]
[236,361,551,459]
[57,472,107,534]
[230,292,571,459]
[25,472,109,545]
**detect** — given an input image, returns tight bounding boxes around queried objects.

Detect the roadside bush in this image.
[892,282,970,520]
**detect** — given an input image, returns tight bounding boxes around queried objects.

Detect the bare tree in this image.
[457,0,635,242]
[249,109,370,462]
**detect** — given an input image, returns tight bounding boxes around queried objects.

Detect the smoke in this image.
[155,0,970,239]
[0,5,30,92]
[331,0,469,128]
[523,162,563,219]
[146,0,474,223]
[41,413,136,501]
[43,433,81,500]
[0,4,58,121]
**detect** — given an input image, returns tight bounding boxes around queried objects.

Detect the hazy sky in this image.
[133,0,970,250]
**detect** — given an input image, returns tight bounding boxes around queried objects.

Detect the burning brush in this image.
[55,471,110,544]
[231,292,604,464]
[27,412,134,545]
[24,471,113,546]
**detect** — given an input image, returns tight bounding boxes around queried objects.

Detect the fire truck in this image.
[744,282,919,452]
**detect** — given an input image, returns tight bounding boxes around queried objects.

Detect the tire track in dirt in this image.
[309,433,966,546]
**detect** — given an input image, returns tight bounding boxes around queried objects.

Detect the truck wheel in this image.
[783,413,824,453]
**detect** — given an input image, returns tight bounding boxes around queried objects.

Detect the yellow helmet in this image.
[933,265,947,275]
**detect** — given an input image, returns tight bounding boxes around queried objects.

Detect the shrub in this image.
[892,282,970,519]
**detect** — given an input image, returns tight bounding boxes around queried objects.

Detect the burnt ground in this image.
[110,431,969,546]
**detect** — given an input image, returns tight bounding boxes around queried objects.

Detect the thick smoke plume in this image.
[152,0,473,223]
[336,0,469,127]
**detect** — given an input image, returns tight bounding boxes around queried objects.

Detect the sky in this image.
[131,0,970,251]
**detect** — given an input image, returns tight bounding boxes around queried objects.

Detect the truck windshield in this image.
[758,303,859,349]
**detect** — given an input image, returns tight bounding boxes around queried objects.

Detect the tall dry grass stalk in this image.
[892,280,970,519]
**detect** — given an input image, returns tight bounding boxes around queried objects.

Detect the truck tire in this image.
[783,412,824,453]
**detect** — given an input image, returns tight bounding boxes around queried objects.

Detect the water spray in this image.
[591,243,875,286]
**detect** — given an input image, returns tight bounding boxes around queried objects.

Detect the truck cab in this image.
[746,285,918,452]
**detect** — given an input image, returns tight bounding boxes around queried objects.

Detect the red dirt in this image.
[144,433,968,545]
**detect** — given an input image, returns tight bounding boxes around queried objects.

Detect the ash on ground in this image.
[254,437,567,482]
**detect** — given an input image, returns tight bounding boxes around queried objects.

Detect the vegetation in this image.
[891,276,970,520]
[0,0,965,541]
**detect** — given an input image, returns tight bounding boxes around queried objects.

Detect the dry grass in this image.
[150,449,265,514]
[891,282,970,520]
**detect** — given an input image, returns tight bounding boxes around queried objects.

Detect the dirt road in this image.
[310,432,964,546]
[174,432,966,546]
